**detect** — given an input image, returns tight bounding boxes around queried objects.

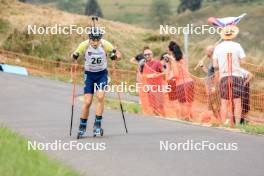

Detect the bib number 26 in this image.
[91,57,102,64]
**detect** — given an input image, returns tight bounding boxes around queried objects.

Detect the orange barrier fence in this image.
[1,49,263,124]
[139,61,264,124]
[0,49,136,84]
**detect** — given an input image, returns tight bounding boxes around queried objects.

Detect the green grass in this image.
[0,126,80,176]
[0,18,11,44]
[36,0,180,28]
[2,30,74,62]
[215,123,264,135]
[0,18,10,33]
[91,97,141,114]
[98,0,157,28]
[239,124,264,135]
[106,98,141,114]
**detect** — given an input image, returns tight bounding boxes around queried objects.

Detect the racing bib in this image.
[84,45,107,72]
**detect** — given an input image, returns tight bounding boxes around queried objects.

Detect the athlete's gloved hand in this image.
[110,49,117,60]
[72,52,79,60]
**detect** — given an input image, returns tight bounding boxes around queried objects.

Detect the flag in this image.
[208,13,247,28]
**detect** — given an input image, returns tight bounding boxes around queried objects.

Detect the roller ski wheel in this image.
[93,127,104,137]
[77,127,86,139]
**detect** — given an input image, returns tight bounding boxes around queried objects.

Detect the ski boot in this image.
[93,116,103,137]
[77,119,87,139]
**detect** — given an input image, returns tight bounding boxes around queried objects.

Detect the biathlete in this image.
[72,27,121,138]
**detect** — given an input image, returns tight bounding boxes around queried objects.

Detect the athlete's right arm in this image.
[72,40,89,60]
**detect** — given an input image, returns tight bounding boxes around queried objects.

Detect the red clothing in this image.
[145,60,163,73]
[141,59,165,116]
[143,59,163,87]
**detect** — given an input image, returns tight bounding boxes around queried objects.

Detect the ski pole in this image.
[70,60,77,136]
[91,16,98,27]
[116,84,128,133]
[112,61,128,133]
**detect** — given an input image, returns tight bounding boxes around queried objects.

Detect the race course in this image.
[1,72,264,176]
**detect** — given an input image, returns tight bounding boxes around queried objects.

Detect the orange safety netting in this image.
[1,49,264,124]
[138,59,264,125]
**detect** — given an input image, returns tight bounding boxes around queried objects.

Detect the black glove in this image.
[72,53,79,60]
[110,49,117,60]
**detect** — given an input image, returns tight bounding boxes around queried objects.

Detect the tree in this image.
[177,0,202,14]
[150,0,172,25]
[85,0,103,17]
[208,0,259,3]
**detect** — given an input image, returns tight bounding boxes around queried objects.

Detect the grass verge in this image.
[213,123,264,135]
[239,124,264,135]
[0,126,80,176]
[104,97,141,114]
[79,96,141,114]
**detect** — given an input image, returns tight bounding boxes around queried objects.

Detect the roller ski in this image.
[77,119,87,139]
[93,116,104,137]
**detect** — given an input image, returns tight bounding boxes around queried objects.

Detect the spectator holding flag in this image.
[211,14,247,125]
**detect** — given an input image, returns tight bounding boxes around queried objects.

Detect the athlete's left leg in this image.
[93,71,108,136]
[95,90,106,116]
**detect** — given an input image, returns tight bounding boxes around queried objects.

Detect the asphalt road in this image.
[1,72,264,176]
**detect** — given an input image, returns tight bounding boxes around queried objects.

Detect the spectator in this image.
[130,47,148,83]
[199,45,215,82]
[213,25,246,125]
[199,45,221,120]
[142,47,165,116]
[165,41,194,119]
[160,52,177,102]
[238,67,253,124]
[130,51,146,74]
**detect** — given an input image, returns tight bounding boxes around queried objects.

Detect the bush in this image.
[0,18,10,33]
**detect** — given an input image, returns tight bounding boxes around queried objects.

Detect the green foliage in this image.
[0,18,10,33]
[239,124,264,135]
[143,34,170,42]
[150,0,172,25]
[103,98,141,114]
[85,0,103,17]
[207,0,261,3]
[56,0,85,14]
[178,0,203,13]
